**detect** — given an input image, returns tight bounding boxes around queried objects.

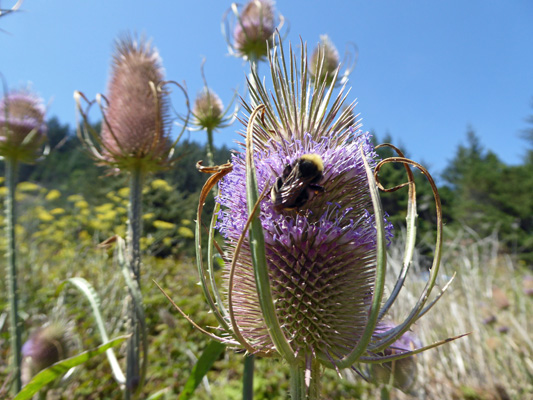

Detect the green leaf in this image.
[178,340,226,400]
[14,336,128,400]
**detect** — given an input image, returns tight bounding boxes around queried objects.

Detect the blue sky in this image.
[1,0,532,177]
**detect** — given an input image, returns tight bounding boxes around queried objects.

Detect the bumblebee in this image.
[271,153,325,212]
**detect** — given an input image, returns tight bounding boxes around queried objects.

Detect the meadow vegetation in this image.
[0,117,532,398]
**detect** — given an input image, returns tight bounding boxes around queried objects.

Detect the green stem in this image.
[289,364,305,400]
[289,359,321,400]
[5,157,21,394]
[242,354,255,400]
[248,58,259,94]
[128,166,143,283]
[206,128,215,167]
[125,165,145,399]
[309,359,321,400]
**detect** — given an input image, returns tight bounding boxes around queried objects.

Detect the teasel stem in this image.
[128,164,144,284]
[289,365,305,400]
[289,361,320,400]
[242,354,255,400]
[248,55,259,90]
[289,359,321,400]
[5,156,21,394]
[125,163,145,399]
[309,359,321,399]
[206,127,215,167]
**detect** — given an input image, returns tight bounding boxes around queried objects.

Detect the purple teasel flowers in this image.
[216,130,394,360]
[162,34,461,398]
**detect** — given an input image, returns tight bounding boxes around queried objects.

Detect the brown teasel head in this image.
[100,35,172,173]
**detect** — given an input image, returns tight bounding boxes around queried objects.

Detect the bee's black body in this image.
[271,153,324,212]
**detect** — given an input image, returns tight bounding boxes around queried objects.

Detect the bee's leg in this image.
[309,183,325,193]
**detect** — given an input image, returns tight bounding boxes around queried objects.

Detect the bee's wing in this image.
[273,165,314,209]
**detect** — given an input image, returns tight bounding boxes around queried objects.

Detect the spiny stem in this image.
[125,164,144,399]
[5,156,21,394]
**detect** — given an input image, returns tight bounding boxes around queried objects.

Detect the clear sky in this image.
[1,0,532,177]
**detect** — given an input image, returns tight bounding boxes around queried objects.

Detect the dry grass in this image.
[370,229,533,400]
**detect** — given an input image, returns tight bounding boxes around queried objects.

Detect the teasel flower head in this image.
[189,61,237,133]
[222,0,284,62]
[309,35,358,87]
[193,88,224,131]
[161,34,460,397]
[74,35,189,175]
[368,322,422,392]
[0,89,47,163]
[21,323,69,385]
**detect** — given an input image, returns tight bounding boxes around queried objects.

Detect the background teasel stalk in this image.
[159,35,463,399]
[0,87,47,394]
[74,35,189,399]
